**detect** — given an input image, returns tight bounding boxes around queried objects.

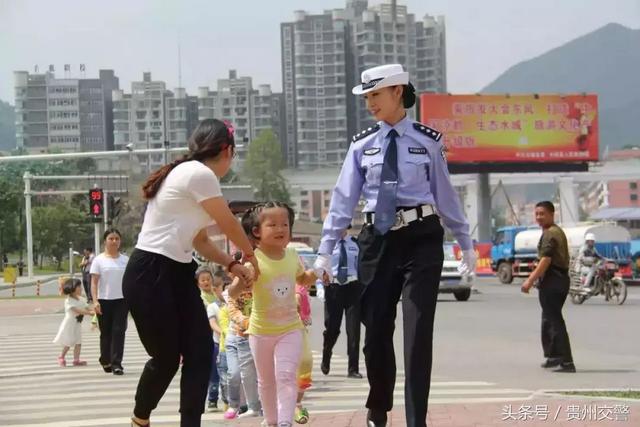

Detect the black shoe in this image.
[348,371,363,379]
[540,358,562,368]
[553,362,576,373]
[366,409,387,427]
[207,400,219,412]
[101,364,113,373]
[238,404,248,415]
[113,366,124,375]
[321,356,330,375]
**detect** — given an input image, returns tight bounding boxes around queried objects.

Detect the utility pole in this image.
[24,172,34,278]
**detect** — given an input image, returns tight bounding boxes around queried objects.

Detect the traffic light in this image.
[89,188,104,222]
[108,195,122,225]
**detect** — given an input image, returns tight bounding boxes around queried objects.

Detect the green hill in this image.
[482,23,640,151]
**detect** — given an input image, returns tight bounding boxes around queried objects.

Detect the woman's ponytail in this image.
[141,155,189,200]
[402,82,416,109]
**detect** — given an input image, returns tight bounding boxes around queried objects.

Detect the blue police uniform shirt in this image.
[331,235,359,283]
[318,115,472,255]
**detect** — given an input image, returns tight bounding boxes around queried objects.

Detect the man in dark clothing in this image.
[521,201,576,373]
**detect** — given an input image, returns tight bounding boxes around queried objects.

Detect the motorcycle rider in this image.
[576,233,603,290]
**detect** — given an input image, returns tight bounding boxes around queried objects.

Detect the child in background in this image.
[205,269,226,412]
[224,284,262,419]
[235,202,319,427]
[294,280,313,424]
[216,280,231,412]
[53,278,95,366]
[198,268,218,307]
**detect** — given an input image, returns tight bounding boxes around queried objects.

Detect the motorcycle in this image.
[569,258,627,305]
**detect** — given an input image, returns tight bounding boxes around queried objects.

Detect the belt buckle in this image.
[390,210,407,231]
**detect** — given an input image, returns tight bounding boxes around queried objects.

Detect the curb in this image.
[535,388,640,403]
[0,275,59,291]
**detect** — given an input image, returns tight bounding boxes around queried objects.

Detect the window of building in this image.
[631,194,638,202]
[630,182,638,190]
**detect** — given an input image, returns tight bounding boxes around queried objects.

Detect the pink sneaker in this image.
[224,408,238,420]
[57,356,66,367]
[73,360,87,366]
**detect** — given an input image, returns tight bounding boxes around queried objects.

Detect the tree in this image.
[244,130,291,203]
[0,171,22,259]
[0,154,100,259]
[31,204,90,269]
[220,168,238,184]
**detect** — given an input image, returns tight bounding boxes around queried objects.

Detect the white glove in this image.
[458,249,477,277]
[313,254,333,282]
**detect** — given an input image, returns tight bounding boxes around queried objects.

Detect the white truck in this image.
[491,223,631,284]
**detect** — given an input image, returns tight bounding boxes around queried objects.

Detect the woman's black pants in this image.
[123,249,212,426]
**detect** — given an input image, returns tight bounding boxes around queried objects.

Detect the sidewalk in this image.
[227,397,639,426]
[0,296,63,317]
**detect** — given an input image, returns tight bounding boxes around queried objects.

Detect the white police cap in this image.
[352,64,409,95]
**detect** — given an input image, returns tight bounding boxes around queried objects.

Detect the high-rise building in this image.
[14,68,119,153]
[281,0,447,168]
[113,72,197,171]
[198,70,284,171]
[350,3,446,129]
[281,9,353,170]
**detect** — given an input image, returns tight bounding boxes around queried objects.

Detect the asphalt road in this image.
[311,276,640,392]
[1,276,638,426]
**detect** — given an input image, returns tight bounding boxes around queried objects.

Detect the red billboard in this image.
[420,94,599,163]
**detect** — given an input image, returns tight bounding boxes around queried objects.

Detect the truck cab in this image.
[491,226,526,283]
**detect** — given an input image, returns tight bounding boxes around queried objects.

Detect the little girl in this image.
[237,202,318,427]
[53,278,94,366]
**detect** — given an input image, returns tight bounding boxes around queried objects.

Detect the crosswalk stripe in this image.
[0,326,534,427]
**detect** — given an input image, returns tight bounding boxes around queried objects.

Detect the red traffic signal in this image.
[89,189,104,221]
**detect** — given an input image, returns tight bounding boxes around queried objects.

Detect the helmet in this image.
[585,233,596,242]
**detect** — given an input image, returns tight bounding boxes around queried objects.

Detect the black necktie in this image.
[337,239,348,285]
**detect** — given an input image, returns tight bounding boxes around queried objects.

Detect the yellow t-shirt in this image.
[248,248,304,336]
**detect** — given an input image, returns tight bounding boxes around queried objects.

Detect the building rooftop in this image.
[590,207,640,221]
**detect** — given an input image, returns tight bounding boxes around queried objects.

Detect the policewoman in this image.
[314,64,476,427]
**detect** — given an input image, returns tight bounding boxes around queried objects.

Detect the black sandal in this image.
[101,364,112,373]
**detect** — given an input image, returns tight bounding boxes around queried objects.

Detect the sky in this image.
[1,0,639,103]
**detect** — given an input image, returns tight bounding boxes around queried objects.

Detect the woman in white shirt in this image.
[90,229,129,376]
[123,119,257,427]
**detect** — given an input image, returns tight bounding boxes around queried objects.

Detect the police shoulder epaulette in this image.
[352,124,380,143]
[413,122,442,142]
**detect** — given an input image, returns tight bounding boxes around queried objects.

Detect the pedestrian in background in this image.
[321,224,362,379]
[90,229,129,376]
[522,201,576,373]
[80,247,95,302]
